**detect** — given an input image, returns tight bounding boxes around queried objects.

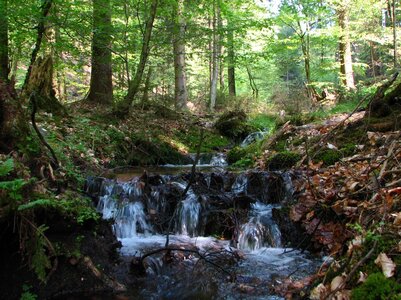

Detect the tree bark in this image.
[22,0,65,115]
[337,4,355,90]
[173,0,188,110]
[21,0,52,93]
[0,0,9,82]
[210,0,220,111]
[86,0,113,104]
[115,0,158,116]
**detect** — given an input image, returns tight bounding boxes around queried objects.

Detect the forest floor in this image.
[1,99,400,299]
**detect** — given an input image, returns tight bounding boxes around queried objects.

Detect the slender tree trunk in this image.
[337,4,355,90]
[246,66,258,99]
[392,0,397,68]
[115,0,158,116]
[218,6,224,92]
[141,66,152,108]
[173,0,188,110]
[227,20,236,97]
[86,0,113,104]
[210,0,220,111]
[10,45,21,84]
[0,0,9,82]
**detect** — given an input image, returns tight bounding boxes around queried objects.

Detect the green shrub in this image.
[351,273,401,300]
[266,151,301,170]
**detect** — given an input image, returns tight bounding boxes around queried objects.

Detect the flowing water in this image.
[85,153,321,299]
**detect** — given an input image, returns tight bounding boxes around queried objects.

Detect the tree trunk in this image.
[22,0,65,115]
[337,5,355,90]
[0,0,9,82]
[367,72,401,118]
[210,0,219,111]
[115,0,158,116]
[173,0,188,110]
[227,20,236,97]
[392,0,397,68]
[21,0,52,93]
[86,0,113,104]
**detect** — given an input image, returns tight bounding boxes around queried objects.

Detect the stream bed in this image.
[85,154,322,299]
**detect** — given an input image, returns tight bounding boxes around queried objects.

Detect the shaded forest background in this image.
[1,0,400,114]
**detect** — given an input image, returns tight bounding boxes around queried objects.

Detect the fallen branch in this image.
[139,246,236,279]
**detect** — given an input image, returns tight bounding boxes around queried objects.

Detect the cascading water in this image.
[176,190,201,236]
[240,131,269,147]
[85,169,321,299]
[238,202,282,250]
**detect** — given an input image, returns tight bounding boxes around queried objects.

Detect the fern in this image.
[29,225,51,282]
[18,199,56,211]
[0,158,14,177]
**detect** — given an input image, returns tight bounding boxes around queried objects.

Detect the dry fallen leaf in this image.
[357,271,367,284]
[393,212,401,226]
[310,283,327,300]
[375,253,396,278]
[331,275,345,291]
[333,289,351,300]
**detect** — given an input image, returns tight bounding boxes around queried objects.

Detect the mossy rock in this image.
[227,146,248,164]
[351,273,401,300]
[214,110,256,140]
[313,149,342,166]
[266,151,301,171]
[227,143,261,167]
[127,137,191,166]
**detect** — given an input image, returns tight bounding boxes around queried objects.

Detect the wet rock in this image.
[272,207,307,248]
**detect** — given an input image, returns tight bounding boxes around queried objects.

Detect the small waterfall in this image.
[232,173,248,194]
[240,131,268,147]
[209,153,228,167]
[114,201,152,238]
[188,153,227,167]
[96,179,152,239]
[176,190,201,237]
[238,202,282,250]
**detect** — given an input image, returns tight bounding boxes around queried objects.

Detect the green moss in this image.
[214,110,257,140]
[351,273,401,300]
[273,139,287,152]
[227,146,248,164]
[227,143,261,166]
[248,114,277,131]
[266,151,301,170]
[173,127,229,153]
[313,149,343,166]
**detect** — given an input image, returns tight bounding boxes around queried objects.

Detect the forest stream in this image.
[84,153,322,299]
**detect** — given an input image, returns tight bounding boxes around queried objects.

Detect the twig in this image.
[165,128,205,248]
[140,246,234,278]
[379,140,396,180]
[29,92,60,168]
